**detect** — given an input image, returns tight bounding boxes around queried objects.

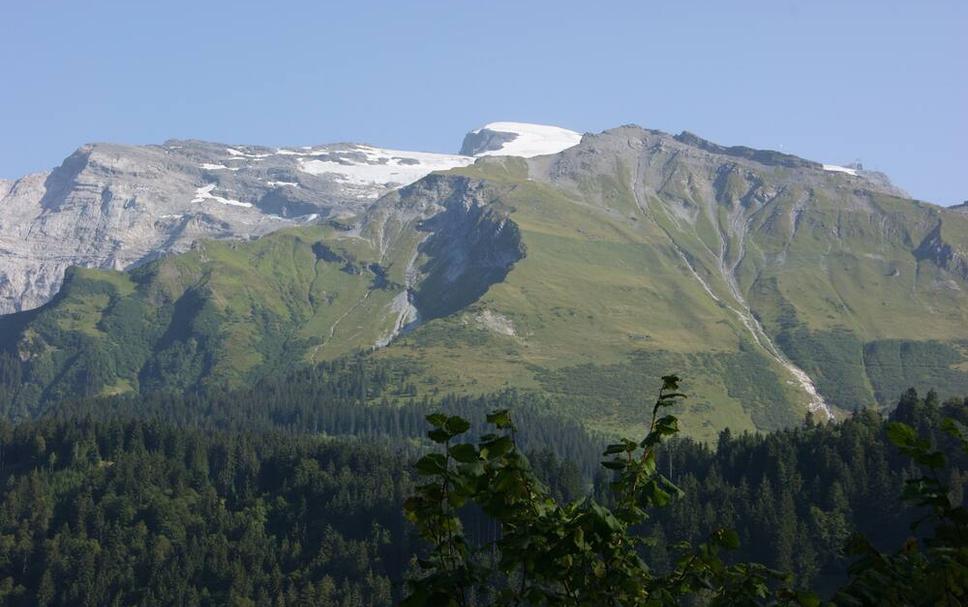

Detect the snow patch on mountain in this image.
[191,184,253,208]
[468,122,582,158]
[225,147,272,159]
[200,163,239,171]
[298,145,474,197]
[822,164,858,176]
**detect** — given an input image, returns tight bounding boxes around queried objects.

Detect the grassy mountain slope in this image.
[2,126,967,442]
[371,160,783,439]
[372,128,968,439]
[0,224,402,416]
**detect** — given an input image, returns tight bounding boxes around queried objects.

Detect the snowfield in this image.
[298,145,474,193]
[822,164,858,176]
[472,122,582,158]
[211,123,582,199]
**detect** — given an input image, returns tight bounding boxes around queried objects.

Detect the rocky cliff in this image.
[0,139,474,313]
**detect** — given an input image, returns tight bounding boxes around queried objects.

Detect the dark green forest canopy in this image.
[0,366,962,605]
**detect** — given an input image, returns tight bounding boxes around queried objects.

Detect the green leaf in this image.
[914,450,946,470]
[592,561,606,577]
[414,453,448,476]
[661,375,680,390]
[427,428,450,444]
[486,409,514,429]
[648,484,671,507]
[886,422,918,448]
[444,416,471,436]
[458,461,485,477]
[658,392,687,401]
[402,496,419,514]
[654,415,679,435]
[448,443,479,463]
[481,436,514,459]
[425,413,448,428]
[712,528,740,550]
[601,459,628,470]
[603,441,636,455]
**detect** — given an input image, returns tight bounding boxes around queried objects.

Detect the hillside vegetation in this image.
[0,365,962,605]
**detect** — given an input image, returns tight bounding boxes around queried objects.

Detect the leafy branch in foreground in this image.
[403,375,815,606]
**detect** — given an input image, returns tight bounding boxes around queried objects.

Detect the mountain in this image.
[1,123,966,440]
[0,123,580,315]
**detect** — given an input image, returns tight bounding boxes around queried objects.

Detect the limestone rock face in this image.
[0,139,473,313]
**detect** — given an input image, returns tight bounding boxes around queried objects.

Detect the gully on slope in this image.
[627,161,833,419]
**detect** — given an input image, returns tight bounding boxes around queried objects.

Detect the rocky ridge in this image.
[0,121,913,316]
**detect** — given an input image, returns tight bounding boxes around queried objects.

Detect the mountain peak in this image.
[673,130,818,169]
[460,122,582,158]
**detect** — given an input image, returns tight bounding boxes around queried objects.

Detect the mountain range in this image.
[1,122,966,440]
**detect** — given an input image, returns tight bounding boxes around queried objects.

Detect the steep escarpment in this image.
[414,199,523,320]
[350,173,527,345]
[382,175,525,321]
[915,220,968,281]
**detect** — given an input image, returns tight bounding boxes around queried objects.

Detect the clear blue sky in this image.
[1,0,965,204]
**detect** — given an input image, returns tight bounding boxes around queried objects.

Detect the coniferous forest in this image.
[0,357,962,605]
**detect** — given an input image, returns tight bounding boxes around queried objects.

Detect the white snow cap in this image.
[472,122,582,158]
